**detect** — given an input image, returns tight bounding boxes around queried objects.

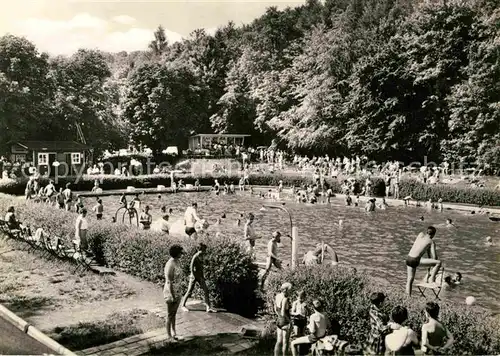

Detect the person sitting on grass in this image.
[291,299,329,356]
[92,198,104,220]
[385,306,419,355]
[180,243,216,313]
[274,282,292,356]
[139,205,152,230]
[421,302,454,355]
[5,206,25,232]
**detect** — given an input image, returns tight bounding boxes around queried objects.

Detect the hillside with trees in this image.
[0,0,498,168]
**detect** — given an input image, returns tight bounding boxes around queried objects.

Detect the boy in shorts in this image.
[261,231,282,289]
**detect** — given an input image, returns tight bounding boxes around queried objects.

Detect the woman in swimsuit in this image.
[163,245,184,341]
[385,306,419,355]
[274,282,292,356]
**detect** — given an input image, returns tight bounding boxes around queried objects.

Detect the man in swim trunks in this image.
[184,202,201,240]
[406,226,442,296]
[261,231,282,289]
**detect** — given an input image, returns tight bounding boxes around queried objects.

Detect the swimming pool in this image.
[82,191,500,313]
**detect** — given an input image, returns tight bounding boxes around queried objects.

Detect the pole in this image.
[262,204,296,269]
[291,226,298,270]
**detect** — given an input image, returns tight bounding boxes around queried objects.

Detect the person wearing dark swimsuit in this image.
[274,283,292,356]
[406,226,441,296]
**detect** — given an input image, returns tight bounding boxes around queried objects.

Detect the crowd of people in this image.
[270,284,455,356]
[5,169,497,356]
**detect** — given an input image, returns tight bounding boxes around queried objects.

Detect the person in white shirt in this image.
[184,203,201,240]
[291,299,329,356]
[74,208,89,254]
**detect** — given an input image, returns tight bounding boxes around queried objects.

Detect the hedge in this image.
[1,173,499,206]
[0,194,260,317]
[265,266,500,355]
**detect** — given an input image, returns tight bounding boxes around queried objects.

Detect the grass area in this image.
[48,309,165,351]
[146,335,274,356]
[0,238,135,316]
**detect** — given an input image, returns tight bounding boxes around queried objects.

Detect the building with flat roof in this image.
[188,134,251,151]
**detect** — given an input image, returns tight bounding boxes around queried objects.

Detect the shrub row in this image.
[265,266,500,355]
[1,172,499,206]
[0,194,260,317]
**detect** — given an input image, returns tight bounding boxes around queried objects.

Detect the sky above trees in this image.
[0,0,304,55]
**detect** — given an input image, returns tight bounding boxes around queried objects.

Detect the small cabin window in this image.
[38,153,49,166]
[71,153,81,164]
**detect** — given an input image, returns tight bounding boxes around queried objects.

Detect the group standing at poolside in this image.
[271,285,454,356]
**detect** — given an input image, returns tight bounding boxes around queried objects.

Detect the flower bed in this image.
[0,194,260,317]
[265,266,500,355]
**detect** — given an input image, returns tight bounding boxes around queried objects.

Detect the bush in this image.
[0,194,261,317]
[265,266,500,355]
[399,179,500,206]
[1,172,499,206]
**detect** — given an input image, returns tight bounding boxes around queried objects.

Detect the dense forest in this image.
[0,0,499,167]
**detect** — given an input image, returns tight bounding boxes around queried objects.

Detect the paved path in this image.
[76,301,262,356]
[0,315,54,355]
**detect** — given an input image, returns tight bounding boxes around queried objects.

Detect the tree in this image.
[50,49,125,156]
[123,62,205,152]
[149,25,169,58]
[0,35,55,151]
[443,8,500,170]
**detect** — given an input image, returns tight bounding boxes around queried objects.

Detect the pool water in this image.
[82,191,500,313]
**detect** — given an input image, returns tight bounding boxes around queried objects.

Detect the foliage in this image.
[48,309,164,351]
[266,266,500,355]
[2,0,500,168]
[0,194,260,317]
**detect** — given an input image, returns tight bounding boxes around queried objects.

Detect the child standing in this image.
[291,290,308,337]
[93,198,104,220]
[421,302,454,355]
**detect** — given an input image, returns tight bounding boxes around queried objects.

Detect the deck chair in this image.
[416,266,445,300]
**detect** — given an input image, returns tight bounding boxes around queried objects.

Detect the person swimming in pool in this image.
[445,219,456,228]
[406,226,442,296]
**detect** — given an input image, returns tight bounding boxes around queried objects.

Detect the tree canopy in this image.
[1,0,499,168]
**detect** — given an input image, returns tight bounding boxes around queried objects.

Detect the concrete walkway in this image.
[76,301,262,356]
[0,316,54,355]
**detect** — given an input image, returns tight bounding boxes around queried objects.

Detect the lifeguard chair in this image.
[415,266,445,300]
